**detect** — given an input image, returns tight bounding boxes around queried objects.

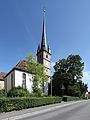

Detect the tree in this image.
[78,80,88,95]
[26,53,48,96]
[26,53,37,74]
[51,54,87,97]
[67,55,84,81]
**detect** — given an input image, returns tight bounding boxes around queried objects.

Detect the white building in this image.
[4,60,34,93]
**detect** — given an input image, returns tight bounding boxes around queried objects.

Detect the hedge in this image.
[62,96,80,102]
[0,90,5,98]
[0,97,62,112]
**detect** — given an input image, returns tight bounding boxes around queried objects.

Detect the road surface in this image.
[1,100,90,120]
[19,100,90,120]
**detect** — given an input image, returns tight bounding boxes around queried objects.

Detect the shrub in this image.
[7,86,30,97]
[0,97,62,112]
[88,94,90,99]
[0,90,5,98]
[62,96,80,102]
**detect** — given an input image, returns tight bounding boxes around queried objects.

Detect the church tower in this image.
[37,10,51,82]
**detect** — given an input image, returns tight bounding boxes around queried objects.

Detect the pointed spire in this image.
[41,10,47,50]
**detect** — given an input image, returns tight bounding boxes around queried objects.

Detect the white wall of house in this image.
[0,80,4,90]
[5,69,34,93]
[5,69,48,95]
[5,72,12,92]
[15,70,33,92]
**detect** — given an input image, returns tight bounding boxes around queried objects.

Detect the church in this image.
[4,11,51,94]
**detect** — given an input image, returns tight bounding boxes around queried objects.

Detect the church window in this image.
[22,73,26,89]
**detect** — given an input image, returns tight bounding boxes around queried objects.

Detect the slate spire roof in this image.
[41,10,47,50]
[37,10,51,54]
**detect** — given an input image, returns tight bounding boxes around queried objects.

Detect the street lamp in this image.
[50,71,53,96]
[51,77,52,96]
[61,84,65,97]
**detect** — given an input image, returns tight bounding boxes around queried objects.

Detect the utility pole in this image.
[51,77,52,96]
[51,70,53,96]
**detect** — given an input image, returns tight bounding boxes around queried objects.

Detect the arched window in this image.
[22,73,26,89]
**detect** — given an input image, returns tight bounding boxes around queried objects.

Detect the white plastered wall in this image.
[15,70,33,92]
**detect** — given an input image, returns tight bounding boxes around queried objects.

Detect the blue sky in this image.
[0,0,90,90]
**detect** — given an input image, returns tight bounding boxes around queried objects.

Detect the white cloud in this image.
[82,71,90,91]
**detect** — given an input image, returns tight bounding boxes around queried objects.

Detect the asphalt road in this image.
[19,100,90,120]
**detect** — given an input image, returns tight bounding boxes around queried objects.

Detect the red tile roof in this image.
[15,60,28,71]
[0,72,6,80]
[4,60,29,78]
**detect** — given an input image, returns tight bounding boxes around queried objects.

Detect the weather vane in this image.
[44,9,45,13]
[43,7,46,13]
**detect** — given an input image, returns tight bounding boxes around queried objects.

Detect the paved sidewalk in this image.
[0,101,83,120]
